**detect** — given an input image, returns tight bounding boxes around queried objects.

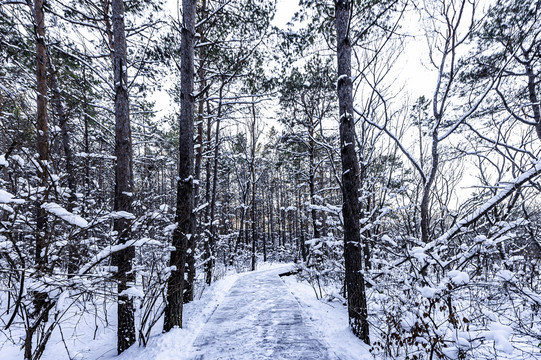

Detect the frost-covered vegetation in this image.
[1,0,541,359]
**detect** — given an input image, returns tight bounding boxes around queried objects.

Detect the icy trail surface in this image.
[190,267,338,360]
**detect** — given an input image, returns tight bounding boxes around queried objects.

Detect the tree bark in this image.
[206,90,223,284]
[335,0,370,344]
[203,98,212,282]
[111,0,136,353]
[164,0,195,332]
[420,127,439,244]
[188,0,208,301]
[250,102,257,271]
[81,65,91,217]
[309,126,320,241]
[28,0,49,358]
[49,65,79,277]
[34,0,48,270]
[525,58,541,140]
[270,184,275,249]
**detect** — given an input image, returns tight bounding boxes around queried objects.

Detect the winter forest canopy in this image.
[1,0,541,359]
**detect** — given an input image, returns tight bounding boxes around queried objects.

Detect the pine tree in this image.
[111,0,136,353]
[164,0,196,332]
[335,0,370,344]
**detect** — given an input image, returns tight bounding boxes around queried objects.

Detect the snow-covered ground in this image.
[112,267,242,360]
[189,266,339,359]
[1,268,241,360]
[2,262,371,360]
[281,275,372,360]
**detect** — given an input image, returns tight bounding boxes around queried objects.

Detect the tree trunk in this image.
[187,0,208,301]
[420,127,439,244]
[111,0,136,353]
[202,99,212,283]
[49,65,79,277]
[34,0,48,270]
[28,0,49,358]
[525,58,541,140]
[296,179,306,261]
[206,85,224,284]
[335,0,370,344]
[270,184,275,249]
[82,65,91,218]
[263,188,267,262]
[309,126,320,242]
[164,0,195,332]
[250,103,257,271]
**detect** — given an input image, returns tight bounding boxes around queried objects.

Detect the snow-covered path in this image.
[190,267,338,360]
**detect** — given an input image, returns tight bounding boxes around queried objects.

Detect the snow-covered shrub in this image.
[368,223,541,359]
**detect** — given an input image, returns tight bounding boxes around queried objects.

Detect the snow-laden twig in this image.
[41,202,89,228]
[424,159,541,251]
[78,238,156,275]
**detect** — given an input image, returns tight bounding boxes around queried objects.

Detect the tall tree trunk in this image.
[269,184,275,249]
[202,100,212,282]
[233,200,246,262]
[111,0,136,353]
[206,94,222,284]
[34,0,48,271]
[164,0,195,332]
[49,65,79,277]
[309,126,320,241]
[27,0,49,358]
[281,200,286,248]
[251,197,256,270]
[187,0,208,302]
[262,187,267,262]
[296,178,306,261]
[250,103,257,271]
[82,64,91,218]
[335,0,369,344]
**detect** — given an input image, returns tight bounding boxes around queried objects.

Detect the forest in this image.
[0,0,540,359]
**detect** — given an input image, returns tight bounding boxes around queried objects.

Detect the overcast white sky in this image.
[272,0,300,29]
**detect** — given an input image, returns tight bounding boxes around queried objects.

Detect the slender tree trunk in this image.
[49,66,79,277]
[34,0,48,270]
[250,103,257,271]
[202,101,212,281]
[320,172,328,237]
[233,199,246,262]
[164,0,195,332]
[288,209,293,254]
[296,178,306,261]
[420,127,439,244]
[309,126,320,242]
[263,187,267,262]
[269,185,275,249]
[524,57,541,140]
[206,98,222,284]
[281,205,286,248]
[111,0,136,353]
[28,0,49,357]
[335,0,369,344]
[82,65,91,218]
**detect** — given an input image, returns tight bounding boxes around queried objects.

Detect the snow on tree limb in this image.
[0,189,24,204]
[424,159,541,252]
[78,238,155,275]
[41,202,89,227]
